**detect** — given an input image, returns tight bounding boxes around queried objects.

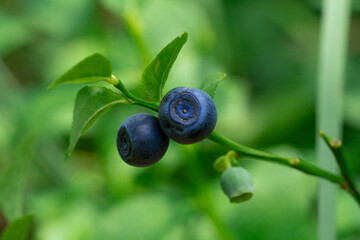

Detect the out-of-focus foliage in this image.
[1,215,33,240]
[0,0,359,239]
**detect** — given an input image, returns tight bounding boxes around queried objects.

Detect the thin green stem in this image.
[318,131,360,205]
[113,76,159,112]
[208,131,343,184]
[224,157,231,170]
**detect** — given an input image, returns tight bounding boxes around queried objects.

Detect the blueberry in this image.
[220,167,254,203]
[158,87,217,144]
[117,113,169,167]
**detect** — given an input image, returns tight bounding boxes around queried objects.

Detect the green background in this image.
[0,0,359,239]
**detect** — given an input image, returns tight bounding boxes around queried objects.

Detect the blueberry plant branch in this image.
[108,82,360,204]
[105,72,359,196]
[318,131,360,205]
[111,83,360,204]
[108,79,354,192]
[207,132,343,185]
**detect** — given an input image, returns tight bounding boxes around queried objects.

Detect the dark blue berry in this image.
[158,87,217,144]
[117,113,169,167]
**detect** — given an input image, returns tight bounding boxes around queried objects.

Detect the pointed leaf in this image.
[0,215,32,240]
[200,72,226,99]
[0,132,36,222]
[141,32,188,101]
[65,86,126,161]
[48,53,112,89]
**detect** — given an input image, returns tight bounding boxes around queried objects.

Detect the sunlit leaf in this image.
[65,86,126,161]
[200,72,226,99]
[0,215,32,240]
[48,53,112,89]
[141,32,188,102]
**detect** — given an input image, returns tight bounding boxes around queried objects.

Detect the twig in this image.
[318,131,360,205]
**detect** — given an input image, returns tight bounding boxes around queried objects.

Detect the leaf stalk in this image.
[318,131,360,205]
[113,76,159,112]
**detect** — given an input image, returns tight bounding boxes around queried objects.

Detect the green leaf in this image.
[0,215,32,240]
[0,132,36,222]
[48,53,112,89]
[141,32,188,101]
[200,72,226,99]
[65,86,126,161]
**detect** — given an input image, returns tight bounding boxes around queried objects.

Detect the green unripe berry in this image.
[220,167,254,203]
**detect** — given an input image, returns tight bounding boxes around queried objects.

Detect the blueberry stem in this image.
[112,75,159,112]
[317,131,360,205]
[224,157,231,170]
[208,131,344,185]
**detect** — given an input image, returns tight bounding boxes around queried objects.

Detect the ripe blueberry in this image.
[117,113,169,167]
[158,87,217,144]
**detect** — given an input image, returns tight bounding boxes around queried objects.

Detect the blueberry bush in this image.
[1,1,360,239]
[47,32,360,206]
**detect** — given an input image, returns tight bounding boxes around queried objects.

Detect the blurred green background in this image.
[1,0,360,239]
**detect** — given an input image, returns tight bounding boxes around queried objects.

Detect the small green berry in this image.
[220,167,254,203]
